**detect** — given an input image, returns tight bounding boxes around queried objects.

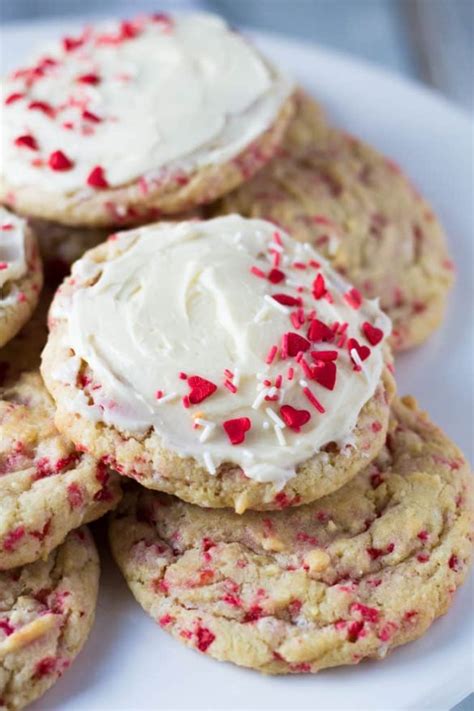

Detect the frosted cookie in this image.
[42,215,395,511]
[0,528,98,710]
[109,397,473,674]
[212,92,454,350]
[0,208,43,348]
[1,13,295,226]
[0,371,121,570]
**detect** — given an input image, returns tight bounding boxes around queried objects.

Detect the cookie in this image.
[0,208,43,348]
[1,13,295,226]
[0,528,98,710]
[0,287,52,388]
[42,215,395,511]
[109,396,473,674]
[29,219,108,287]
[0,371,121,570]
[212,92,454,350]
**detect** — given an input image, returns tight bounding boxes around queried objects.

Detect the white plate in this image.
[2,16,473,711]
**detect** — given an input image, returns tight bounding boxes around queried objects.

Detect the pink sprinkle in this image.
[302,386,325,413]
[273,230,282,246]
[250,266,266,279]
[287,366,294,380]
[224,380,237,394]
[265,345,278,365]
[182,396,190,409]
[0,262,7,271]
[155,390,164,400]
[344,288,362,309]
[293,261,307,270]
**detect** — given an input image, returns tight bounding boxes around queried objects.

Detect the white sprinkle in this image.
[264,294,289,314]
[270,243,284,253]
[299,379,309,388]
[203,451,216,475]
[278,387,286,404]
[265,407,286,428]
[233,368,241,387]
[274,424,287,446]
[252,388,269,410]
[155,392,178,405]
[266,386,278,399]
[254,304,269,323]
[233,231,242,244]
[199,422,216,443]
[350,349,369,381]
[262,420,271,430]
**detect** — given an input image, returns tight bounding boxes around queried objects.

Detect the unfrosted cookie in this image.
[29,219,108,286]
[212,92,454,350]
[0,208,43,348]
[42,216,395,512]
[109,396,473,674]
[1,13,294,226]
[0,288,53,388]
[0,528,98,710]
[0,371,121,570]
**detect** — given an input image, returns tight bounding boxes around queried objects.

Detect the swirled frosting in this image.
[1,13,292,193]
[0,207,28,293]
[49,216,391,484]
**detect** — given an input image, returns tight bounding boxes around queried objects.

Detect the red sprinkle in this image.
[311,349,338,362]
[284,332,310,357]
[187,375,217,404]
[48,150,74,171]
[272,293,301,307]
[195,625,215,652]
[312,273,327,299]
[14,134,38,151]
[223,417,251,445]
[87,165,109,188]
[362,321,384,346]
[5,92,25,105]
[28,100,55,117]
[77,72,100,85]
[280,405,311,432]
[82,109,102,123]
[250,266,266,279]
[307,319,333,343]
[313,361,337,390]
[268,268,285,284]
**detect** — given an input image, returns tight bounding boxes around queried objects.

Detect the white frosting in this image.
[1,13,292,193]
[50,216,391,484]
[0,207,28,293]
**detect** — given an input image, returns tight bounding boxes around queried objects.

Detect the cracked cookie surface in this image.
[0,528,98,710]
[0,371,121,569]
[109,396,473,674]
[212,92,454,350]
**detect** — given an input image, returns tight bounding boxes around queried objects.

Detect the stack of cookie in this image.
[0,12,471,709]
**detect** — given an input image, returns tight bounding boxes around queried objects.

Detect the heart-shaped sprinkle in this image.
[280,405,311,432]
[223,417,251,445]
[362,321,384,346]
[285,332,310,357]
[312,273,326,299]
[267,268,285,284]
[347,338,371,362]
[313,361,337,390]
[14,134,38,151]
[187,375,217,404]
[271,293,301,307]
[310,350,338,362]
[307,319,333,342]
[344,287,362,309]
[87,166,109,188]
[48,150,74,171]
